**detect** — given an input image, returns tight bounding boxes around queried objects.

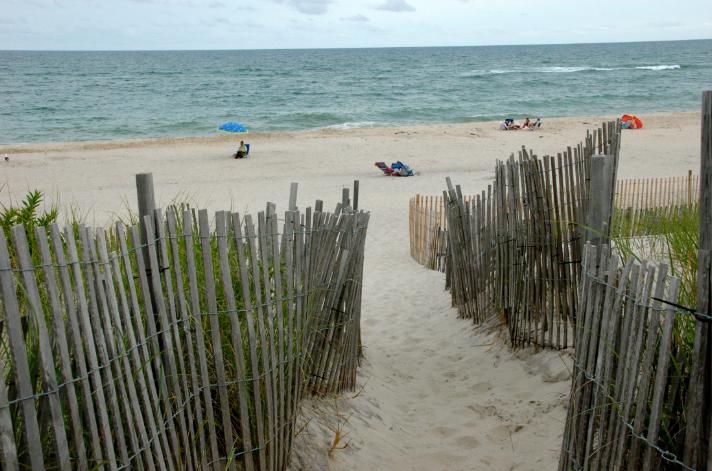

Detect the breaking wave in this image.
[461,64,681,76]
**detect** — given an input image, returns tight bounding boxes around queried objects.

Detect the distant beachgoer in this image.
[504,118,520,130]
[235,140,248,159]
[523,117,532,129]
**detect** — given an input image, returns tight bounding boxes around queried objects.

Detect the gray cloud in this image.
[374,0,415,12]
[340,14,369,22]
[271,0,334,15]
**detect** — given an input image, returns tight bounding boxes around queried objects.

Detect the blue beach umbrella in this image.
[218,121,248,133]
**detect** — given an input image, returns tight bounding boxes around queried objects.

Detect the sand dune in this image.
[1,112,700,470]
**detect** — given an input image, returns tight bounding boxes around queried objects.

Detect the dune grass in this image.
[610,202,700,462]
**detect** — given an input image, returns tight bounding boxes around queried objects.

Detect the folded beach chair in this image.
[375,161,394,175]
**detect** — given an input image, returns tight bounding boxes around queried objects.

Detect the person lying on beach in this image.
[234,140,248,159]
[520,117,542,130]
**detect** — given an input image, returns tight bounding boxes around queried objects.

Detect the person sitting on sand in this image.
[502,118,520,130]
[522,117,532,129]
[234,141,248,159]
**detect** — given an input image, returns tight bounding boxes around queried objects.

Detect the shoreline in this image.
[0,111,700,154]
[0,109,701,226]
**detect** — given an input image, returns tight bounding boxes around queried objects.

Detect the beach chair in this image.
[375,161,394,175]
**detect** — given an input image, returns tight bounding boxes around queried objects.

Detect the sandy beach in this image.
[1,112,702,470]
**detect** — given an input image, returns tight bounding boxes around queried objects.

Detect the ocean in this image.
[1,40,711,144]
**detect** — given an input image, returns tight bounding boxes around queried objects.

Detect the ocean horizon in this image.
[1,39,711,144]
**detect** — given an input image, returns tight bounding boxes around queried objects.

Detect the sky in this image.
[1,0,711,50]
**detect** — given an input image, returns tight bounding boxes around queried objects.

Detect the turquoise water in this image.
[1,40,711,144]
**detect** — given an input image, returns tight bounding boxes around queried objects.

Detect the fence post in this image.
[353,180,359,212]
[135,173,157,306]
[342,188,350,209]
[585,155,615,247]
[685,90,712,470]
[136,172,156,228]
[289,182,298,211]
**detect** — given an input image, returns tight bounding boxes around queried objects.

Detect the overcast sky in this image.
[1,0,711,50]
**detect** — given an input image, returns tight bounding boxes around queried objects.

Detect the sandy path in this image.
[291,187,573,471]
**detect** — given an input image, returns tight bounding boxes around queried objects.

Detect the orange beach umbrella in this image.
[621,114,643,129]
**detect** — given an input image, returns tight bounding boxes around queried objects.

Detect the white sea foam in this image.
[634,64,681,70]
[535,66,592,73]
[462,64,680,77]
[323,121,379,130]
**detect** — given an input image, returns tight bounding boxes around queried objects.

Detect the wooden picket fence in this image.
[408,194,450,272]
[558,243,696,471]
[435,122,621,349]
[410,172,700,270]
[559,92,712,470]
[615,170,700,210]
[0,195,369,470]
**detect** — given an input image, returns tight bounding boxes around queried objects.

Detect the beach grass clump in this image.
[610,202,700,462]
[611,203,699,310]
[0,190,58,250]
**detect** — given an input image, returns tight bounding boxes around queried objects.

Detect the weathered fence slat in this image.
[0,231,45,471]
[13,226,72,471]
[180,210,221,469]
[114,225,171,471]
[36,227,88,471]
[98,230,157,471]
[166,211,206,470]
[215,210,255,471]
[50,224,105,467]
[232,211,268,471]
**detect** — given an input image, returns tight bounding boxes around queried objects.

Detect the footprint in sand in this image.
[454,435,480,449]
[488,424,525,441]
[466,404,497,417]
[441,370,457,380]
[431,425,456,437]
[472,381,492,393]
